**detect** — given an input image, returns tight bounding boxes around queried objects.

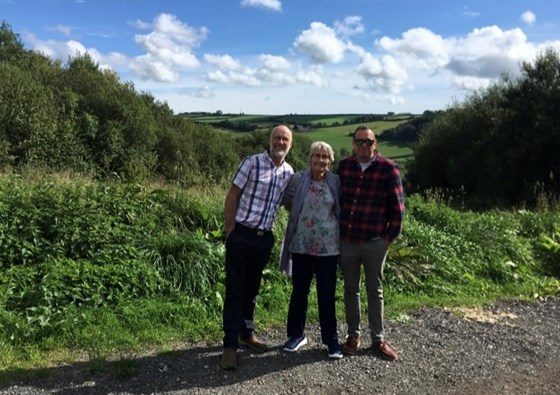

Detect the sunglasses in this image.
[354,139,376,147]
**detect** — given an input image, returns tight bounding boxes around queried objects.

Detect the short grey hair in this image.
[309,141,335,163]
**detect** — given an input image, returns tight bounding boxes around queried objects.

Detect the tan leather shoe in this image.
[372,340,399,361]
[220,348,237,370]
[238,334,269,353]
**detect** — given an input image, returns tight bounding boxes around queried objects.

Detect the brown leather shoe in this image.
[238,334,269,353]
[220,348,237,370]
[342,335,361,355]
[372,340,399,361]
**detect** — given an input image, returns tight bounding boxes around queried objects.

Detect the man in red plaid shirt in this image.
[336,125,405,361]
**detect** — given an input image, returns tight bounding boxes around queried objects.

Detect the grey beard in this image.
[271,148,288,160]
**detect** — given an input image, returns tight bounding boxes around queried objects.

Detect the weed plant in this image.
[0,172,559,373]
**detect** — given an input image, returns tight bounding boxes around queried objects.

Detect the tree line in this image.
[0,22,310,186]
[406,48,560,208]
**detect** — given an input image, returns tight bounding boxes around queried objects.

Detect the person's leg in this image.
[240,232,274,338]
[286,253,313,339]
[362,239,389,342]
[313,255,339,345]
[222,231,250,349]
[340,240,362,338]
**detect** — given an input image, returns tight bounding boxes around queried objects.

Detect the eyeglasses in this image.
[354,139,375,147]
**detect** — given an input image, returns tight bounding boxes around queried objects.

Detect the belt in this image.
[235,223,271,237]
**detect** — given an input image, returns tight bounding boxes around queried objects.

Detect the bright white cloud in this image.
[129,56,179,82]
[448,26,532,80]
[294,22,347,63]
[205,70,261,87]
[130,13,207,81]
[294,69,329,88]
[240,0,282,12]
[28,35,104,65]
[356,53,408,94]
[376,25,557,92]
[451,75,493,92]
[521,11,536,26]
[204,54,242,71]
[259,54,290,70]
[378,27,451,69]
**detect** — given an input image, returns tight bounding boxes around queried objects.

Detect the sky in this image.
[2,0,560,115]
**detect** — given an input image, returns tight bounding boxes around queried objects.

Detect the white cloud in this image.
[129,56,179,82]
[240,0,282,12]
[227,71,262,86]
[356,53,408,95]
[254,68,295,84]
[451,75,493,92]
[186,86,215,99]
[259,54,290,70]
[294,69,329,88]
[448,26,532,79]
[334,16,364,38]
[204,54,242,71]
[378,27,451,69]
[294,22,347,63]
[206,70,230,84]
[376,25,557,93]
[131,13,207,81]
[205,70,261,87]
[28,34,104,65]
[130,19,151,30]
[521,11,536,26]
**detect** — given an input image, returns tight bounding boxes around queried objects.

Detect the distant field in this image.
[181,113,414,164]
[295,120,413,165]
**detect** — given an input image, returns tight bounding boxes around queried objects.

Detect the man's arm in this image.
[384,167,405,243]
[224,184,242,238]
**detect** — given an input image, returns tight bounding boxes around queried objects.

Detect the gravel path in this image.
[1,297,559,394]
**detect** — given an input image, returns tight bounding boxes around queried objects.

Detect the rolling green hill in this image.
[182,113,415,164]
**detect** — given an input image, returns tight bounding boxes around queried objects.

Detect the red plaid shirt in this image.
[336,153,404,243]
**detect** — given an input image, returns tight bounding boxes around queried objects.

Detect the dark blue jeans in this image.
[287,253,339,346]
[222,225,274,349]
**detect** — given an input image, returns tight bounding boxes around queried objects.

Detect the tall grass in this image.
[0,172,559,372]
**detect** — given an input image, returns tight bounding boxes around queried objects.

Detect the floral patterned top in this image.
[289,179,340,256]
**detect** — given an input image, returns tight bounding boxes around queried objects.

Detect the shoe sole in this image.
[342,346,359,355]
[377,352,398,361]
[283,337,308,352]
[328,353,344,359]
[238,338,269,353]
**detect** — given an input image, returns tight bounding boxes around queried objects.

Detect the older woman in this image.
[280,141,342,359]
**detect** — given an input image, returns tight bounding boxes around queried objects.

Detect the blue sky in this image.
[2,0,560,115]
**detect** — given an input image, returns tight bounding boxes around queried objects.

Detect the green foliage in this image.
[1,23,299,186]
[147,232,224,297]
[407,48,560,207]
[384,193,559,297]
[0,173,228,344]
[2,21,560,373]
[538,225,560,277]
[1,172,559,372]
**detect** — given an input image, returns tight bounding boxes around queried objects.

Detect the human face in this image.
[269,126,293,163]
[353,128,376,163]
[310,148,331,178]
